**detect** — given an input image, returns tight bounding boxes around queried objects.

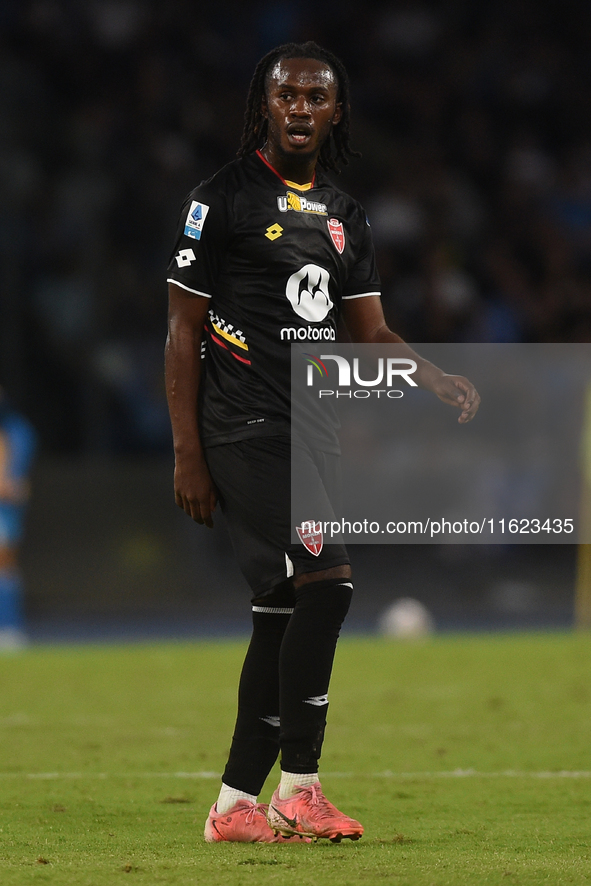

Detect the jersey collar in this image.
[255,149,316,190]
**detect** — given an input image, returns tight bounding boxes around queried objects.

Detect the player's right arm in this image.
[165,181,228,526]
[165,284,217,527]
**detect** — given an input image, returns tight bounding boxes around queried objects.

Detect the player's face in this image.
[262,58,342,162]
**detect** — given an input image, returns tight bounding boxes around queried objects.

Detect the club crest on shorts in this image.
[327,218,345,254]
[296,520,323,556]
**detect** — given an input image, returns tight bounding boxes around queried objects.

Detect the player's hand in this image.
[174,455,218,527]
[430,374,480,423]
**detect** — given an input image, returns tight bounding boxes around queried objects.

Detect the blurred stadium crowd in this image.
[1,0,591,453]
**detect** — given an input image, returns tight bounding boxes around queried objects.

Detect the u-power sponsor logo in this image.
[304,353,417,399]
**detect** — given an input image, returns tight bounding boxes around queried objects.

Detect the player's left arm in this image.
[342,295,480,424]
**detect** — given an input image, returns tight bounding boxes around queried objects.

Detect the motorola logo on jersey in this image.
[281,265,336,341]
[277,191,328,215]
[280,326,336,341]
[286,265,333,322]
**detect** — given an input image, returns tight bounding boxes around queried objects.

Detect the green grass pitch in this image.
[1,633,590,885]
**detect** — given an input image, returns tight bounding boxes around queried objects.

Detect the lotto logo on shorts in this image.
[296,520,323,556]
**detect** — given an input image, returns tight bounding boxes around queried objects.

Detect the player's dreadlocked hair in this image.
[238,41,360,173]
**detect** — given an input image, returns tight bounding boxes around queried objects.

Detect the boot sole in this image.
[271,827,362,843]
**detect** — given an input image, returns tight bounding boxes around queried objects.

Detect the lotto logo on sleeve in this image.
[175,248,196,267]
[184,201,210,240]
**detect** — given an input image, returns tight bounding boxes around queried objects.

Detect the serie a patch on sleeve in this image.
[184,200,210,240]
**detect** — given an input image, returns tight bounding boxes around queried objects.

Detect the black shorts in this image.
[205,436,350,598]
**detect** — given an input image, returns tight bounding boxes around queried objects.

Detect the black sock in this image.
[222,605,292,795]
[278,578,353,774]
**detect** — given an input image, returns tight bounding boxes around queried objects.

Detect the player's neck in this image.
[259,143,317,186]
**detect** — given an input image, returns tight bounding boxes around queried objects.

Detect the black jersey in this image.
[167,150,381,450]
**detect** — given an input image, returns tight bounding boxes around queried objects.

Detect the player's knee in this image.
[293,575,353,623]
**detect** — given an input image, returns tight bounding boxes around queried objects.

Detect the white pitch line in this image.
[0,771,221,780]
[375,769,591,779]
[0,770,589,780]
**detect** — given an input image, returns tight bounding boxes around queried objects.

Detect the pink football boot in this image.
[204,799,310,843]
[267,782,364,842]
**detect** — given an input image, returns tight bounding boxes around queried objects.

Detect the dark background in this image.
[1,0,587,637]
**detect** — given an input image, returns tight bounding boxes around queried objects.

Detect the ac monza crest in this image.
[327,218,345,254]
[296,520,323,556]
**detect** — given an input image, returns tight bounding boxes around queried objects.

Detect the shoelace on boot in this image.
[297,784,339,821]
[244,803,269,826]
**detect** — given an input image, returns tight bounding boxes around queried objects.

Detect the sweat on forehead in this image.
[266,58,338,89]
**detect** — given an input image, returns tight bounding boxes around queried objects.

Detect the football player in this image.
[165,41,480,843]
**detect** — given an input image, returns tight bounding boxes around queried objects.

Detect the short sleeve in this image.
[342,208,381,301]
[166,184,228,298]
